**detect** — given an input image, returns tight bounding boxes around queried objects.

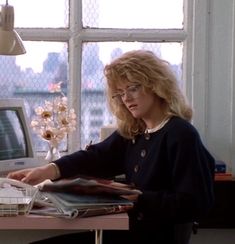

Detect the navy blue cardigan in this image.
[54,116,215,240]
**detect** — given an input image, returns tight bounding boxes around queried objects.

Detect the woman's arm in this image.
[54,131,128,179]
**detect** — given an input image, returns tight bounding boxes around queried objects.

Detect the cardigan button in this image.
[144,132,150,140]
[140,149,146,157]
[134,164,139,173]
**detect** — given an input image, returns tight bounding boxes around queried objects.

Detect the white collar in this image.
[145,117,171,134]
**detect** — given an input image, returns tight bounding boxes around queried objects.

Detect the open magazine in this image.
[31,177,141,219]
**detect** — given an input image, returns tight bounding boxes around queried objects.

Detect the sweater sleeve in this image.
[53,131,127,179]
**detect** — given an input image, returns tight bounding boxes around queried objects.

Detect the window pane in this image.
[83,0,183,29]
[9,0,69,28]
[0,41,68,151]
[81,42,183,148]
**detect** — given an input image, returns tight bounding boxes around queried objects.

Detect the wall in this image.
[191,0,235,175]
[207,0,235,173]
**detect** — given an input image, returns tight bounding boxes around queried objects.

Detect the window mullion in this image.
[77,28,187,42]
[68,0,83,152]
[16,28,70,41]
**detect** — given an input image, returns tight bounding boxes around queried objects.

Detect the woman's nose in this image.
[122,92,132,102]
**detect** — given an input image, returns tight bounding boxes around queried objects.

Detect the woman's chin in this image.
[130,112,141,119]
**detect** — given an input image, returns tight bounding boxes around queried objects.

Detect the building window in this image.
[0,0,190,153]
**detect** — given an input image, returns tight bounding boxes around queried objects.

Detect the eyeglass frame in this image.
[111,84,142,103]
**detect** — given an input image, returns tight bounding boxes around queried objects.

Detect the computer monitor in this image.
[0,98,40,176]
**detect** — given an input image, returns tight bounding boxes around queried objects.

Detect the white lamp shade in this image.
[0,29,26,55]
[0,3,26,55]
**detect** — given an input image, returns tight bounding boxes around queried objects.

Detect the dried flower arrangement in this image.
[30,82,76,160]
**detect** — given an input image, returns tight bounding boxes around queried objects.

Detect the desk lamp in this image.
[0,0,26,55]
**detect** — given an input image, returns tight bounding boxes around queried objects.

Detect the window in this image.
[0,0,190,153]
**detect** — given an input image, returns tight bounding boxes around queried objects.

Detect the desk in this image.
[0,213,129,244]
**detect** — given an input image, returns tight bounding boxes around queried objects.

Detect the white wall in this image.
[190,0,235,175]
[207,0,234,172]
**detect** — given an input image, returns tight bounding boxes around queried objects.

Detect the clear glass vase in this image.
[45,144,61,162]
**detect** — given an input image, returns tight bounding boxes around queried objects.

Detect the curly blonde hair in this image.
[104,50,193,139]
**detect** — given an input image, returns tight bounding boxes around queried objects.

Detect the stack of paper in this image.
[32,177,141,219]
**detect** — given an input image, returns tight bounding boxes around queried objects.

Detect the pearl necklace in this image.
[145,116,171,134]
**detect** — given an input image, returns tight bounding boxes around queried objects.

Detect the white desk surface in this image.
[0,213,129,230]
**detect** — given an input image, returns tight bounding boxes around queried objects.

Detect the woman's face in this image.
[113,82,160,120]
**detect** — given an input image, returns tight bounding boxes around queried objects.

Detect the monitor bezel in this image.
[0,98,40,176]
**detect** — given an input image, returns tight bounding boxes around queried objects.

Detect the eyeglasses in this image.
[112,84,142,103]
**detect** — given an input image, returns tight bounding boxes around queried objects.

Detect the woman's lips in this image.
[128,104,137,111]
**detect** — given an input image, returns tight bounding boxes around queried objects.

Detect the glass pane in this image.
[7,0,69,28]
[83,0,183,29]
[81,42,183,149]
[0,41,69,151]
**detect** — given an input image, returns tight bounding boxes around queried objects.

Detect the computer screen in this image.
[0,98,41,176]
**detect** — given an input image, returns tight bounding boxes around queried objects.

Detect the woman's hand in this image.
[7,164,58,185]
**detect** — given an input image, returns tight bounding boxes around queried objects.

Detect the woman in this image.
[8,50,215,244]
